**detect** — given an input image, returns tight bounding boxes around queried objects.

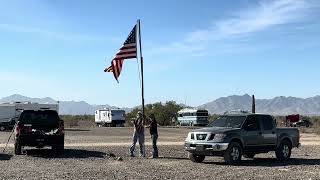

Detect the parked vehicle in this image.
[185,111,300,164]
[95,108,125,127]
[177,108,209,126]
[292,119,313,128]
[14,110,64,155]
[0,102,58,131]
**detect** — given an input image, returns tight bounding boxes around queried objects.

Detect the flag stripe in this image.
[116,48,137,54]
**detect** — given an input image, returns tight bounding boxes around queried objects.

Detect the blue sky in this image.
[0,0,320,107]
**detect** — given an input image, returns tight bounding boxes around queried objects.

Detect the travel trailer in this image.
[95,108,126,127]
[0,102,59,131]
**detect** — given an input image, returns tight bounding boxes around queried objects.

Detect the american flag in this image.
[105,25,137,82]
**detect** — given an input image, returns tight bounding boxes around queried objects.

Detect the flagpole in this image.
[137,19,145,122]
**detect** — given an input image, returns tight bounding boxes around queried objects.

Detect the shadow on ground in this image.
[159,156,189,160]
[24,149,105,159]
[204,158,320,166]
[64,128,91,132]
[0,153,13,160]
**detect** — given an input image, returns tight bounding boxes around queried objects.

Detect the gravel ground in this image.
[0,128,320,180]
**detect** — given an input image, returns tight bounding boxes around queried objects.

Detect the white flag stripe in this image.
[116,48,137,54]
[114,53,137,59]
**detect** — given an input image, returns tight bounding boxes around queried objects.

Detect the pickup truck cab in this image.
[185,112,300,164]
[14,110,64,155]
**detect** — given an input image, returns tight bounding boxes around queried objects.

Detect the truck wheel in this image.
[14,140,22,155]
[243,153,255,159]
[189,153,205,163]
[224,142,242,164]
[276,140,291,161]
[0,126,5,131]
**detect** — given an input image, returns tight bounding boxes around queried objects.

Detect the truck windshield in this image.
[209,115,246,128]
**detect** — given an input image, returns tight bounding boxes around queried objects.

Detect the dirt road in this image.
[0,127,320,180]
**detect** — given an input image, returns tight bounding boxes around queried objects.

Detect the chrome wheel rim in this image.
[231,147,240,161]
[282,145,290,157]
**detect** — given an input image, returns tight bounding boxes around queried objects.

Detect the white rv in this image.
[95,108,126,127]
[0,102,59,131]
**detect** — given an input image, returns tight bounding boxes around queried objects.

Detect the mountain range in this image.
[1,94,320,115]
[0,94,124,115]
[199,94,320,115]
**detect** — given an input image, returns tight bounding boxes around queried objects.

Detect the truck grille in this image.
[196,134,207,140]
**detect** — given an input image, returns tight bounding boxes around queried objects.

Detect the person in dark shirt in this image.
[129,111,145,157]
[147,113,158,158]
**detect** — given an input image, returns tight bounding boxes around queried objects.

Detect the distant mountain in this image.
[0,94,127,115]
[2,94,320,115]
[199,94,320,115]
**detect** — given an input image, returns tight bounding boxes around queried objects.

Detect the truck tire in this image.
[276,140,292,161]
[243,153,255,159]
[223,142,242,164]
[189,153,205,163]
[14,139,22,155]
[0,125,5,131]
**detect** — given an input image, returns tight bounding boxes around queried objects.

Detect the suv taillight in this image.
[58,120,64,135]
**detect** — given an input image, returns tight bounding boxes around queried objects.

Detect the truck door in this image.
[258,115,277,148]
[242,115,262,150]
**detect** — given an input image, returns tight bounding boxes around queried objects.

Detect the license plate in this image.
[36,139,44,142]
[196,145,204,151]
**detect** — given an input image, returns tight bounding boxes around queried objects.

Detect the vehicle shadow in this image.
[64,128,91,132]
[24,149,105,159]
[0,153,13,160]
[204,158,320,166]
[158,156,189,160]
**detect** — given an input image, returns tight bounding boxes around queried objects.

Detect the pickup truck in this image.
[185,112,300,164]
[14,110,64,155]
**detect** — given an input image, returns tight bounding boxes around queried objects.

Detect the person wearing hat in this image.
[129,111,145,157]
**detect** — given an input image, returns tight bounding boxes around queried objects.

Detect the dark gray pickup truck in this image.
[185,112,300,164]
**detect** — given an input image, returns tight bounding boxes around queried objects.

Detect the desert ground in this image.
[0,127,320,180]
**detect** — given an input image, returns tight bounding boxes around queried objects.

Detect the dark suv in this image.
[14,110,64,155]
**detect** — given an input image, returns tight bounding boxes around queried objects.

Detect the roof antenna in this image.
[252,95,256,114]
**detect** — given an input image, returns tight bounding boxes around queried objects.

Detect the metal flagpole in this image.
[137,19,145,122]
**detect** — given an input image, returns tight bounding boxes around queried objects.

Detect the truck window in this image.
[259,115,274,130]
[243,115,260,131]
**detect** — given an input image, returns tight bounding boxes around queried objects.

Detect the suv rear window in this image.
[20,110,59,128]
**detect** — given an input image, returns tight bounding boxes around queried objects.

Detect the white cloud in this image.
[151,0,320,56]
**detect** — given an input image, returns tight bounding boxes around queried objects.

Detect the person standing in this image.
[129,111,145,157]
[147,114,158,158]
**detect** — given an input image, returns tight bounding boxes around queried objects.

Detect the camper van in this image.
[95,108,126,127]
[177,108,209,126]
[0,102,59,131]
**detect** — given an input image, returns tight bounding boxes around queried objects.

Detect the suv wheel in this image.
[243,153,255,159]
[14,139,22,155]
[189,153,205,163]
[0,126,5,131]
[224,142,242,164]
[276,140,291,161]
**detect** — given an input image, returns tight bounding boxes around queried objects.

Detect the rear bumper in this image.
[185,141,229,155]
[17,134,64,147]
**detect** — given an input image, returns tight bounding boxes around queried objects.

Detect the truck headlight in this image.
[213,134,227,141]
